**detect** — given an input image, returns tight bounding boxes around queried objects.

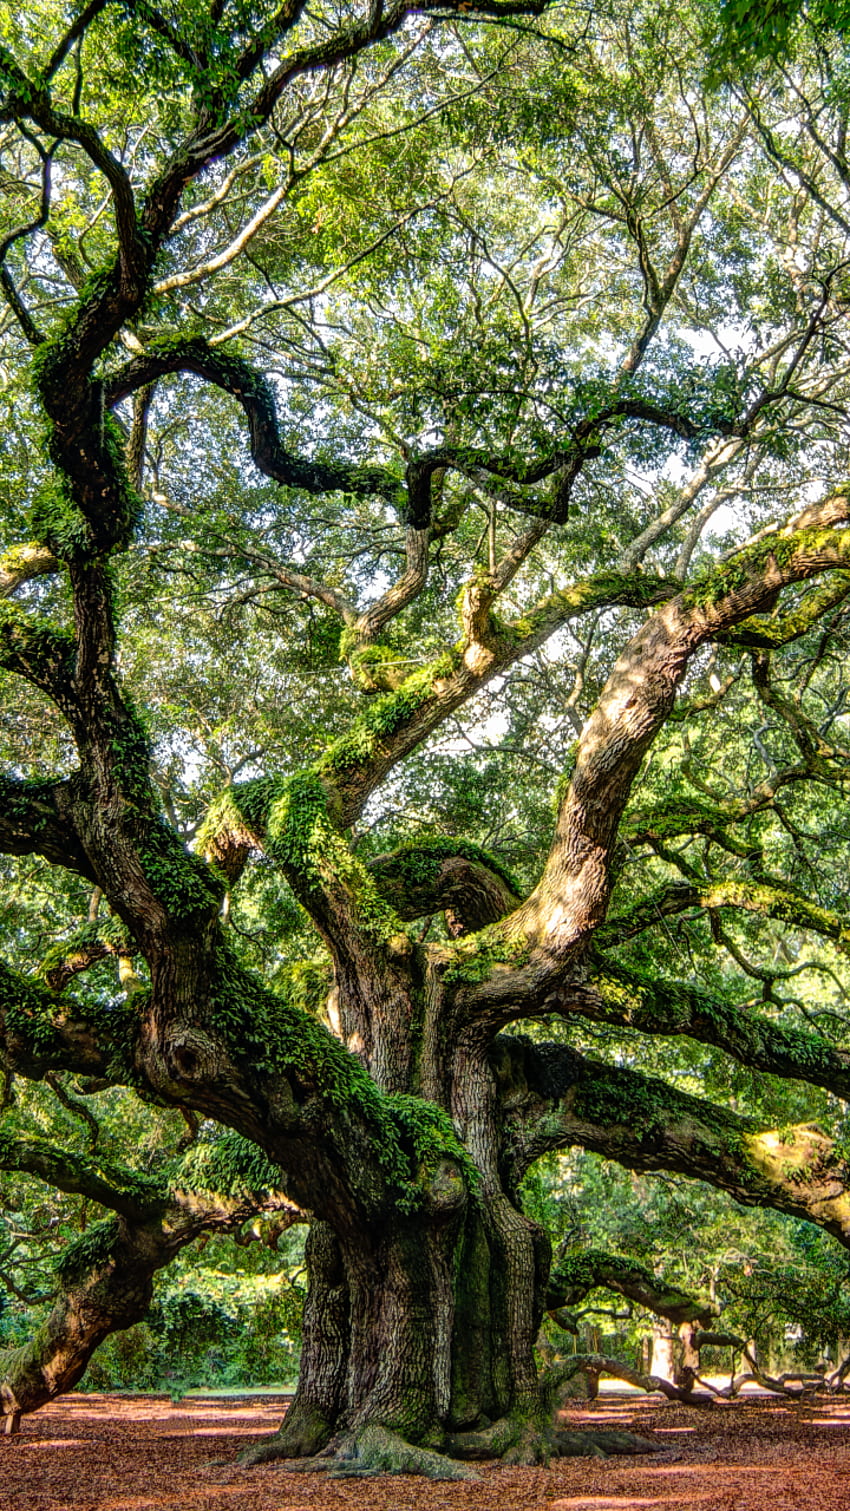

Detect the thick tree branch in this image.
[491,1035,850,1247]
[0,774,95,878]
[104,337,403,507]
[0,543,59,596]
[552,962,850,1103]
[0,959,133,1082]
[546,1248,715,1326]
[485,489,850,968]
[368,839,523,934]
[0,1130,164,1220]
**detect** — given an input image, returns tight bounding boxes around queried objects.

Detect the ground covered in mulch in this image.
[3,1389,850,1511]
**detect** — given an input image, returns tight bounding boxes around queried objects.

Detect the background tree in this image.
[2,0,850,1478]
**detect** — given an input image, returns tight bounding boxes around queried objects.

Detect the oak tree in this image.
[2,0,850,1474]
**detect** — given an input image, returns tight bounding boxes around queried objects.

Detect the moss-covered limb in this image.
[196,788,257,885]
[0,543,59,596]
[405,389,729,530]
[224,773,406,967]
[0,957,135,1083]
[0,1129,165,1219]
[0,1151,297,1430]
[718,572,850,649]
[601,867,850,957]
[367,839,523,934]
[321,570,685,830]
[490,1034,850,1247]
[546,1248,714,1327]
[622,768,804,849]
[40,917,135,991]
[497,490,850,970]
[171,939,473,1224]
[0,773,96,878]
[559,962,850,1101]
[0,600,75,704]
[698,878,850,949]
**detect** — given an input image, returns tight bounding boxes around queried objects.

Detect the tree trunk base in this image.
[238,1399,332,1465]
[244,1424,481,1480]
[328,1425,481,1479]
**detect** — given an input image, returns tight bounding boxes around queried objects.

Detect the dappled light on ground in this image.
[3,1391,850,1510]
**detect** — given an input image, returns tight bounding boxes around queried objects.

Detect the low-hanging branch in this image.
[0,1130,303,1434]
[491,1035,850,1246]
[546,1247,715,1327]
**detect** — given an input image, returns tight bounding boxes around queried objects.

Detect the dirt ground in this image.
[3,1389,850,1511]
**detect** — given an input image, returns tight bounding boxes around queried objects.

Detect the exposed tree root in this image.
[553,1428,660,1458]
[242,1419,480,1479]
[237,1400,332,1466]
[445,1414,660,1464]
[327,1425,481,1479]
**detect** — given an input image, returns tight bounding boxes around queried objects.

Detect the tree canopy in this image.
[2,0,850,1475]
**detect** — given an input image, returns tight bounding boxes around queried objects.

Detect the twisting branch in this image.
[0,46,145,301]
[43,0,111,81]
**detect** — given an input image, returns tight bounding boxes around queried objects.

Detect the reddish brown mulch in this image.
[3,1390,850,1511]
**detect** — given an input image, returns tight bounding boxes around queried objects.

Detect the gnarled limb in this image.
[491,1035,850,1247]
[546,1352,706,1405]
[368,839,522,934]
[0,1131,303,1432]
